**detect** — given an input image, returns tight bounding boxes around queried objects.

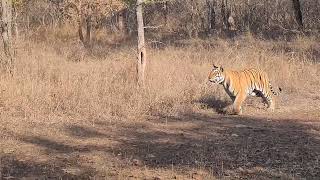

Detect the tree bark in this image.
[118,11,125,32]
[245,0,251,32]
[292,0,303,29]
[13,2,19,38]
[136,0,147,87]
[221,0,228,30]
[164,1,168,27]
[85,15,91,46]
[206,0,215,33]
[85,3,92,47]
[1,0,14,73]
[77,0,85,46]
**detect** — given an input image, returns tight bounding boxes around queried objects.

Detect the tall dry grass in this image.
[0,35,319,124]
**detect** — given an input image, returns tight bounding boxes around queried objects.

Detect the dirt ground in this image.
[0,91,320,179]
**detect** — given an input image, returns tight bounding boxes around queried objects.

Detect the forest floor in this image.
[0,91,319,179]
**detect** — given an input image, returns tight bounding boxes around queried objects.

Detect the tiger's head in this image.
[208,64,225,84]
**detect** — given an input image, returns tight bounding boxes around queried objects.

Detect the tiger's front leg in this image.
[222,93,246,115]
[230,92,247,115]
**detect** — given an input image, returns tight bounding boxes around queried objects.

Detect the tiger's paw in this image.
[222,106,241,115]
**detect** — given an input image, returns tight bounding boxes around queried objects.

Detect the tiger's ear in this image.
[213,64,218,69]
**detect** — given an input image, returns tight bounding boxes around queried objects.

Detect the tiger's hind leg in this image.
[267,98,275,112]
[261,92,275,112]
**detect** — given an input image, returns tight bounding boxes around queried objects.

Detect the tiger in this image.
[208,64,281,115]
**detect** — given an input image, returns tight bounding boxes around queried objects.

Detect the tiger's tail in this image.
[269,82,282,96]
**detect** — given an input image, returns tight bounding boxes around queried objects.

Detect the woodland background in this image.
[0,0,319,179]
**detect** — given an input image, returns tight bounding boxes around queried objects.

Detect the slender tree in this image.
[136,0,147,87]
[77,0,85,45]
[1,0,14,73]
[64,0,97,48]
[221,0,228,30]
[206,0,216,34]
[85,3,92,46]
[292,0,303,29]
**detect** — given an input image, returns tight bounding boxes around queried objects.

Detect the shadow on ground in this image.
[1,112,319,179]
[111,113,320,179]
[1,127,111,179]
[0,154,97,179]
[196,95,230,114]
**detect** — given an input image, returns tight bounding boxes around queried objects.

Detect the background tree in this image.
[1,0,14,73]
[206,0,216,34]
[292,0,303,29]
[136,0,147,87]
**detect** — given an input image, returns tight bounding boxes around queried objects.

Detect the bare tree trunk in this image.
[292,0,303,29]
[136,0,147,87]
[265,0,270,29]
[77,1,85,46]
[188,0,199,38]
[206,0,216,34]
[164,1,168,27]
[85,3,92,47]
[245,0,251,32]
[12,2,18,38]
[1,0,14,73]
[26,15,30,31]
[118,11,125,32]
[221,0,228,30]
[85,15,91,46]
[190,1,195,38]
[78,19,85,45]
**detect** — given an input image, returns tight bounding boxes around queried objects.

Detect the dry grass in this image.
[1,35,319,122]
[0,34,319,179]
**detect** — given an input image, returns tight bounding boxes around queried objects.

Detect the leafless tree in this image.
[206,0,216,34]
[136,0,147,87]
[292,0,303,29]
[221,0,229,30]
[1,0,14,73]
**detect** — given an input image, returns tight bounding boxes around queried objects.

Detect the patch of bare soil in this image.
[0,96,319,179]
